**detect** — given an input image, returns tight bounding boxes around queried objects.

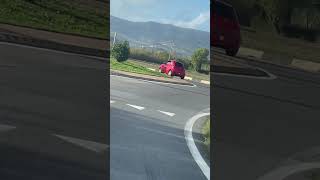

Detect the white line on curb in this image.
[200,80,210,85]
[0,124,16,132]
[147,68,156,71]
[54,134,109,153]
[110,100,115,104]
[126,104,145,110]
[185,76,193,80]
[184,112,210,180]
[157,110,175,117]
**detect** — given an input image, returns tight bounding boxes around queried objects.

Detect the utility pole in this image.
[112,32,117,50]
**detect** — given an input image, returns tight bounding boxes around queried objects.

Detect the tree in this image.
[191,48,209,72]
[111,40,130,62]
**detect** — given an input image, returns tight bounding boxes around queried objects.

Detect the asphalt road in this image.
[212,51,320,180]
[110,75,210,179]
[0,42,108,179]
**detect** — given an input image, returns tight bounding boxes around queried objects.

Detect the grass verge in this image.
[241,29,320,63]
[0,0,108,38]
[127,59,210,81]
[111,58,168,78]
[202,117,210,152]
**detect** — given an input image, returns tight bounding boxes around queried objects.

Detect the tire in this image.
[180,76,185,79]
[226,48,238,56]
[168,70,173,77]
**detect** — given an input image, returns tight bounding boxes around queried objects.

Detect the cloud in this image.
[173,11,210,29]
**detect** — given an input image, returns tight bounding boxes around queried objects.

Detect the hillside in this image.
[110,16,210,56]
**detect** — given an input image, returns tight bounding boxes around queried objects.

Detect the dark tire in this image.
[226,48,238,56]
[180,76,185,79]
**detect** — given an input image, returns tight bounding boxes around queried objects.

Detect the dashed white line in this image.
[184,111,210,180]
[126,104,145,110]
[0,124,16,132]
[54,134,109,153]
[158,110,175,117]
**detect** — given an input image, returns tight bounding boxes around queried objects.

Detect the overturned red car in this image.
[159,60,185,79]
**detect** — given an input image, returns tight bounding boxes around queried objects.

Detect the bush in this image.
[191,48,209,72]
[111,40,130,62]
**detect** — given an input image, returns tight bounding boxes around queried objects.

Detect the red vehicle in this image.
[211,0,241,56]
[159,60,185,79]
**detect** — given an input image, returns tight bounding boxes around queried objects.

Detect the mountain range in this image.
[110,16,210,56]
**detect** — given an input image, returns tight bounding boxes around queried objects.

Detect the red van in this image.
[211,0,241,56]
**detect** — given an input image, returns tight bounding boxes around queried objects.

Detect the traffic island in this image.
[110,70,193,86]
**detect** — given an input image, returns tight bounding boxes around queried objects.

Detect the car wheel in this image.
[180,76,185,79]
[226,48,238,56]
[168,70,173,77]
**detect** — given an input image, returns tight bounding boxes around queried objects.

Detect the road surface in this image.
[110,75,210,179]
[212,51,320,180]
[0,42,108,179]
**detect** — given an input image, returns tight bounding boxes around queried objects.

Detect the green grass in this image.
[241,28,320,63]
[111,58,168,78]
[0,0,108,38]
[127,59,210,81]
[202,117,210,152]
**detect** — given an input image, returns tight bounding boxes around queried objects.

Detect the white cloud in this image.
[157,11,210,31]
[172,11,210,30]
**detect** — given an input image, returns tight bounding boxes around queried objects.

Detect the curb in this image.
[110,70,194,86]
[212,65,269,77]
[0,32,109,58]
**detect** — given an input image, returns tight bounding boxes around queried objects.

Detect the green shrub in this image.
[191,48,209,72]
[111,40,130,62]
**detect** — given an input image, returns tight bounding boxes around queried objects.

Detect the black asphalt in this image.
[110,75,210,179]
[0,42,108,179]
[212,52,320,180]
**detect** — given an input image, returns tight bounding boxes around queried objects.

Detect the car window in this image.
[216,2,236,20]
[176,62,183,67]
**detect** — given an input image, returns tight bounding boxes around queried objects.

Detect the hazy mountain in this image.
[110,16,210,56]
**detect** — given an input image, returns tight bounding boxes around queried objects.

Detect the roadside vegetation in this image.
[202,117,210,152]
[110,41,210,80]
[0,0,108,38]
[110,58,167,78]
[226,0,320,62]
[111,40,167,77]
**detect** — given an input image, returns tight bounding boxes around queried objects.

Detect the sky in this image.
[110,0,210,32]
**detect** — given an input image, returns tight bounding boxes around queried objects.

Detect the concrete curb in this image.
[0,32,109,58]
[212,65,269,77]
[110,70,194,86]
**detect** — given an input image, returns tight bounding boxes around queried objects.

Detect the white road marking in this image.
[110,100,115,104]
[184,76,193,80]
[158,110,175,117]
[54,134,108,153]
[0,124,16,132]
[184,111,210,180]
[126,104,145,110]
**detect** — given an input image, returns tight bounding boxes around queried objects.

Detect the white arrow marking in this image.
[0,124,16,132]
[54,134,108,153]
[158,110,175,117]
[126,104,145,110]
